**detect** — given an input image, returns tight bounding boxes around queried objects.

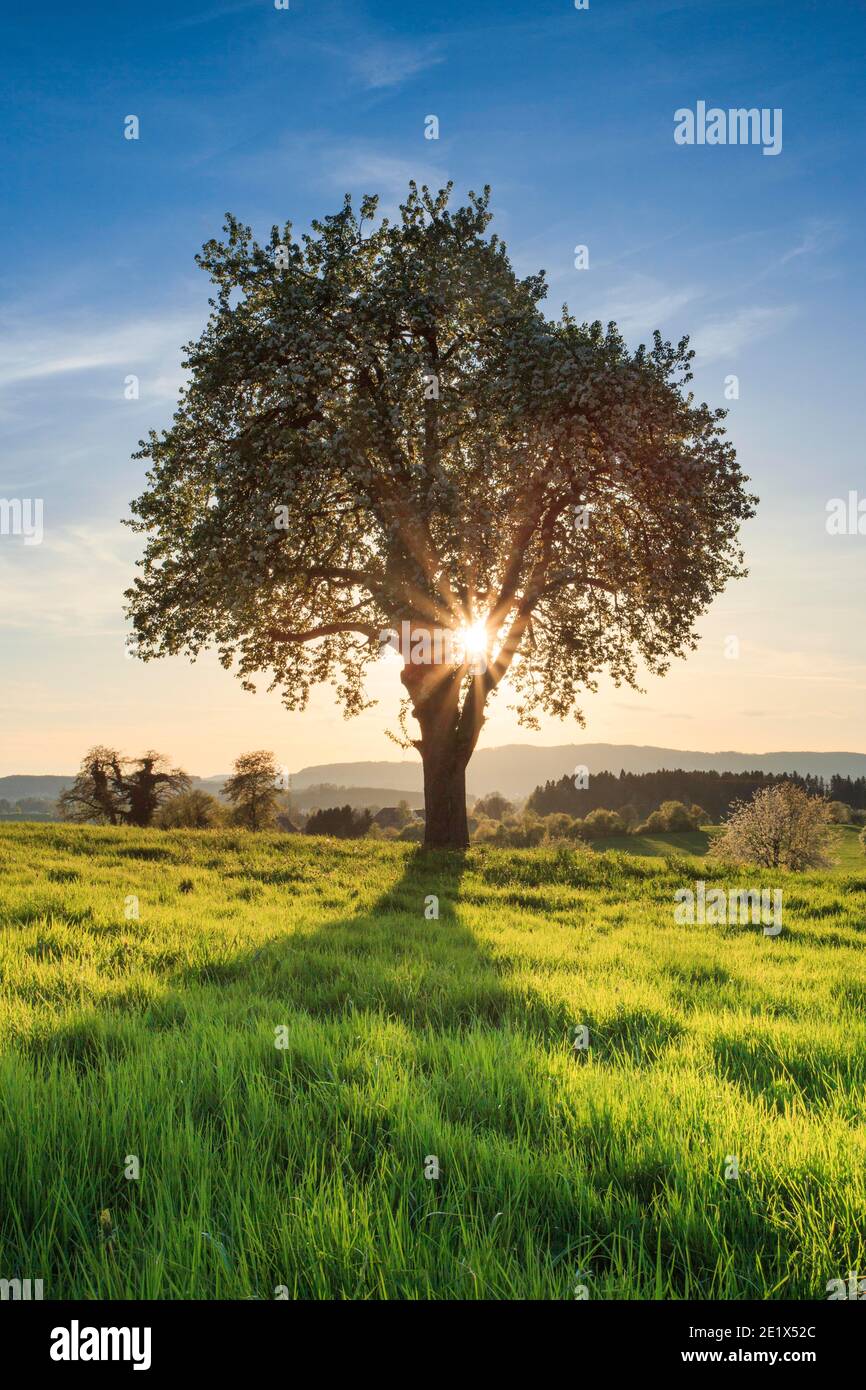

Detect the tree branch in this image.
[268,622,382,644]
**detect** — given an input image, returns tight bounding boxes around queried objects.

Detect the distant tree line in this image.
[55,747,408,838]
[464,796,706,847]
[0,797,57,819]
[57,747,295,832]
[527,769,866,822]
[38,748,866,849]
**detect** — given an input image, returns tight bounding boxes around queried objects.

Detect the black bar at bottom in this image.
[5,1297,860,1375]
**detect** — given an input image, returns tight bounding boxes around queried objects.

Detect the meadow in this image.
[1,822,865,1300]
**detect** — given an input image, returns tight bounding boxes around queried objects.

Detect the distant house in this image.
[371,806,405,829]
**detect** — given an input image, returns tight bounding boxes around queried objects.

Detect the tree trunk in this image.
[401,643,471,850]
[421,734,469,849]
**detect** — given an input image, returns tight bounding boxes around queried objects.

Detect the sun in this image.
[459,619,488,660]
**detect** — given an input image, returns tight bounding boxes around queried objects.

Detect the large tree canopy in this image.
[125,183,756,846]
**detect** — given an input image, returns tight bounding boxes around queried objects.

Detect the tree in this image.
[473,791,514,821]
[156,789,223,828]
[223,750,280,830]
[636,799,701,833]
[398,820,424,843]
[540,811,583,842]
[16,797,46,813]
[491,813,546,848]
[58,747,128,824]
[305,804,372,838]
[58,747,189,826]
[125,184,756,848]
[580,807,625,837]
[711,784,833,870]
[657,799,699,831]
[125,751,190,827]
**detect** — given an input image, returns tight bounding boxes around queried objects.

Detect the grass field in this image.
[1,822,865,1300]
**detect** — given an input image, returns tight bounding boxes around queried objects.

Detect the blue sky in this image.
[2,0,865,775]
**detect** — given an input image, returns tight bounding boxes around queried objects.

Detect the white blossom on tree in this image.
[125,184,756,847]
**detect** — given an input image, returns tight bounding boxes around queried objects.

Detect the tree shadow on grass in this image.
[179,846,517,1032]
[7,842,742,1300]
[17,842,682,1064]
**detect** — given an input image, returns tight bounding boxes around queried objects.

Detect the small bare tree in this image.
[711,783,833,870]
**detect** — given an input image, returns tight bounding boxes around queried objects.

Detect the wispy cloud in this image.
[576,276,702,338]
[298,32,444,97]
[163,0,265,32]
[690,305,796,364]
[321,146,448,202]
[778,218,840,267]
[605,287,699,338]
[0,310,199,396]
[348,39,444,90]
[0,523,136,638]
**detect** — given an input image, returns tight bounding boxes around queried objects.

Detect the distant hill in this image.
[6,744,866,808]
[285,744,866,801]
[0,775,74,802]
[290,784,424,813]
